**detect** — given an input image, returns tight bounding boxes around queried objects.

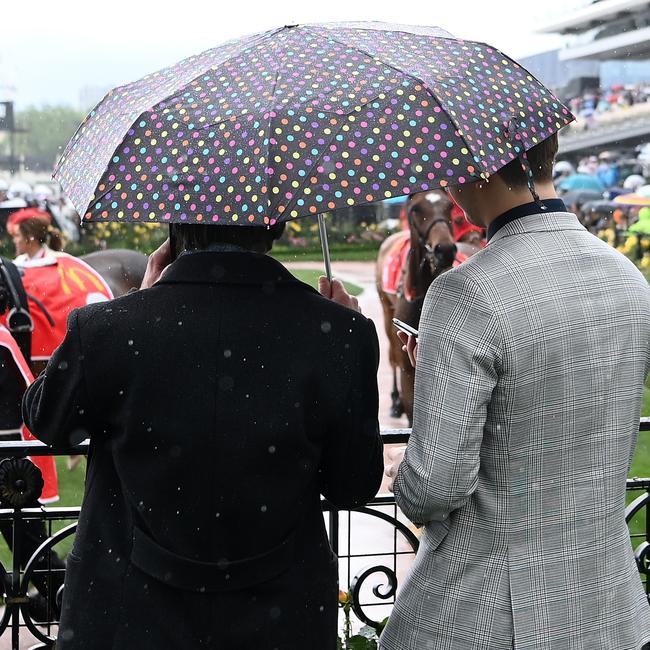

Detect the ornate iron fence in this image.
[0,422,646,648]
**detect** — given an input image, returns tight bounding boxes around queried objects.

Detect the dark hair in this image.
[496,133,559,189]
[171,222,286,255]
[18,218,64,252]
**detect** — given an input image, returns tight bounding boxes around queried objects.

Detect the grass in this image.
[290,269,363,296]
[272,243,380,263]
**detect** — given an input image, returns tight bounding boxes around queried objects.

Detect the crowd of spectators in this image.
[565,83,650,131]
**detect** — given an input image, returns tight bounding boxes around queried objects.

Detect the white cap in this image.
[554,160,574,174]
[623,174,646,191]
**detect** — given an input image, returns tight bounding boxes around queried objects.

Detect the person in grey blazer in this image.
[380,132,650,650]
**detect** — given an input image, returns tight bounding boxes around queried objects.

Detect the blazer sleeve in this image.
[319,317,384,510]
[22,310,93,446]
[393,269,501,526]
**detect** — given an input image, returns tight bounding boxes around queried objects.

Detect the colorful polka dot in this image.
[54,23,574,224]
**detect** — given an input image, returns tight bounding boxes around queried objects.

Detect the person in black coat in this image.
[22,222,384,650]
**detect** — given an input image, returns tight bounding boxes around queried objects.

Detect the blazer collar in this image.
[155,251,317,291]
[489,210,587,244]
[487,199,567,241]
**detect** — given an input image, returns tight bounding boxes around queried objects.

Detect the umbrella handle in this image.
[318,213,332,282]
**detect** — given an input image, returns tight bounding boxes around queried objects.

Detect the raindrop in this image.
[268,445,276,454]
[118,390,124,396]
[57,361,68,371]
[224,349,232,358]
[127,339,134,346]
[261,505,268,512]
[321,321,332,333]
[178,321,183,326]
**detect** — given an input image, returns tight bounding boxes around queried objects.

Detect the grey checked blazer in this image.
[381,211,650,650]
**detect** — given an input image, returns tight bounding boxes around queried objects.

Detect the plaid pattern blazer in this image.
[381,211,650,650]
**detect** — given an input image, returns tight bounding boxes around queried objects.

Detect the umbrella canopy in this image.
[614,193,650,207]
[560,189,603,207]
[557,174,604,193]
[636,184,650,198]
[623,174,646,191]
[603,186,628,200]
[55,22,573,226]
[580,200,619,214]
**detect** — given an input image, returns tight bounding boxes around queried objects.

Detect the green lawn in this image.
[290,269,363,296]
[272,243,380,263]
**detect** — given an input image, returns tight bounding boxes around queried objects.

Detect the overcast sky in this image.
[2,0,576,109]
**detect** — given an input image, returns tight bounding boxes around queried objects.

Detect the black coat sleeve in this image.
[319,317,383,509]
[22,310,92,446]
[0,347,25,431]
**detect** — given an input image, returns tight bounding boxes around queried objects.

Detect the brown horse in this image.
[81,248,148,297]
[376,191,478,425]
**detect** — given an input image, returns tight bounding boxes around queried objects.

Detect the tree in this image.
[14,105,86,172]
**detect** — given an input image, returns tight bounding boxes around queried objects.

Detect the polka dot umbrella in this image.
[54,22,574,274]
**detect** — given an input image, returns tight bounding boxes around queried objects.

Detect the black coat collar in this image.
[487,199,567,241]
[156,251,317,291]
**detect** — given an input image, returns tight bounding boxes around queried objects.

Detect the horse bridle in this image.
[406,201,453,271]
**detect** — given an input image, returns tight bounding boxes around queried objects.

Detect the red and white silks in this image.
[8,249,113,362]
[0,325,59,503]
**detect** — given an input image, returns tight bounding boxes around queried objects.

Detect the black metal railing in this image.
[0,420,647,648]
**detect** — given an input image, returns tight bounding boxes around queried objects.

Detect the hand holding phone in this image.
[392,318,419,340]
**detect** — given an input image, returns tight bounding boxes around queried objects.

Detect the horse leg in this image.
[376,284,405,419]
[394,296,424,427]
[399,361,415,427]
[389,366,404,418]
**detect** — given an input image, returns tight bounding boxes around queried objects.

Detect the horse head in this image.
[406,191,456,278]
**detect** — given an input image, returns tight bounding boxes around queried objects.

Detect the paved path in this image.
[285,260,409,435]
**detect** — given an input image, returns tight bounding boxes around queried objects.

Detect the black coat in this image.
[23,251,383,650]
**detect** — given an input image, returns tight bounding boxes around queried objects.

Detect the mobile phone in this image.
[392,318,419,340]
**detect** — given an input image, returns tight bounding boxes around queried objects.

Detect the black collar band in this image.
[487,199,567,241]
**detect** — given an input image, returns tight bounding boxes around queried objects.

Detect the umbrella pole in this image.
[318,213,332,282]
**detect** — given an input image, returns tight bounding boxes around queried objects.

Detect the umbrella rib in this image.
[263,33,287,221]
[63,28,285,218]
[301,26,492,179]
